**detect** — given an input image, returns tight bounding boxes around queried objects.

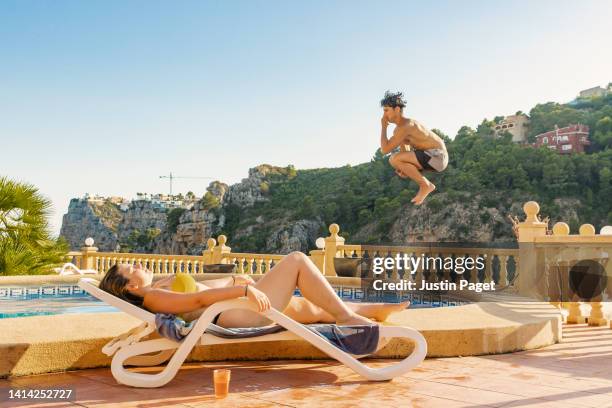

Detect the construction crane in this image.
[159,172,215,196]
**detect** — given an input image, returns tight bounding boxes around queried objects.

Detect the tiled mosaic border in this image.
[0,285,87,299]
[2,284,469,307]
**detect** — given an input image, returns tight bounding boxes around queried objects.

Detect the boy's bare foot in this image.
[411,182,436,205]
[337,313,376,326]
[372,300,411,322]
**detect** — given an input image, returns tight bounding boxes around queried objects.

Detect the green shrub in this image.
[0,177,69,275]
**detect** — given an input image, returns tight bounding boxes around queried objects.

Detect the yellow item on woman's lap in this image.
[170,273,198,321]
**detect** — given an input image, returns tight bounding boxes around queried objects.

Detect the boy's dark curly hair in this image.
[380,91,406,109]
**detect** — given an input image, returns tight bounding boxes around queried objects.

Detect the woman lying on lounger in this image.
[99,251,409,328]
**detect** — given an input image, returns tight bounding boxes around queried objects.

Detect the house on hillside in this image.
[533,124,590,154]
[493,114,530,143]
[578,85,610,99]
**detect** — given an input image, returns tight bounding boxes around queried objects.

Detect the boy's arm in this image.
[380,121,406,154]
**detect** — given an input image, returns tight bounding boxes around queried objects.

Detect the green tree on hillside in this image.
[476,119,496,138]
[593,116,612,148]
[167,208,186,234]
[528,102,586,139]
[0,176,68,275]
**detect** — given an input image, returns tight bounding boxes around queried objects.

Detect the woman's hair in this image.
[380,90,406,109]
[98,264,144,307]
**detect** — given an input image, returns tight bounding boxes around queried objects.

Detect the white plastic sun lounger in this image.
[55,262,99,276]
[78,277,427,388]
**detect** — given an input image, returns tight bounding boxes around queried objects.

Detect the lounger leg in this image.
[124,349,175,367]
[111,338,184,388]
[111,311,220,388]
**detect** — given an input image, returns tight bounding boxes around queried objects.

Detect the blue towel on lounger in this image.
[155,313,380,355]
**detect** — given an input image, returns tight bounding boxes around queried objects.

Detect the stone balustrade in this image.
[516,201,612,328]
[337,243,518,287]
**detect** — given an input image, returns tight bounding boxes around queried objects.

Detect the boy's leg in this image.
[389,152,436,205]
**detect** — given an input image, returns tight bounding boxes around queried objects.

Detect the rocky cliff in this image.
[60,165,316,254]
[60,199,121,251]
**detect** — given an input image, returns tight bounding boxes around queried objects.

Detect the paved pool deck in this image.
[3,324,612,408]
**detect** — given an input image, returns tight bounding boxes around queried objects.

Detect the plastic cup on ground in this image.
[213,369,231,398]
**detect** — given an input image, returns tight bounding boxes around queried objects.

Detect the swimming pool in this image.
[0,284,468,319]
[0,285,117,318]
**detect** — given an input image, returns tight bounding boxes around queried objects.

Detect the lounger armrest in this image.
[102,322,157,357]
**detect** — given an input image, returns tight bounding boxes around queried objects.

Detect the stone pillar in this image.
[212,235,231,264]
[309,249,326,274]
[516,201,548,296]
[578,224,608,326]
[80,239,99,272]
[323,224,345,277]
[202,238,216,265]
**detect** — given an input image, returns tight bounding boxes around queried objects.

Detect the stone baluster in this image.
[391,251,400,281]
[431,251,441,283]
[567,299,586,324]
[266,259,273,274]
[588,301,607,326]
[499,255,509,286]
[484,253,493,284]
[470,252,480,284]
[255,258,264,274]
[443,253,452,282]
[415,251,424,287]
[323,224,345,277]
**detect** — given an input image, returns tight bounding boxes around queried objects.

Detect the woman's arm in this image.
[200,275,255,289]
[144,285,248,314]
[144,283,271,314]
[201,276,233,288]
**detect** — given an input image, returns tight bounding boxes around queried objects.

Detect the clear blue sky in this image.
[2,0,611,236]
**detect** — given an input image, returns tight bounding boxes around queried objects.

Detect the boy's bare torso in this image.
[396,118,446,151]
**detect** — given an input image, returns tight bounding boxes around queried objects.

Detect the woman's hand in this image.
[245,285,271,312]
[233,275,255,286]
[152,275,175,289]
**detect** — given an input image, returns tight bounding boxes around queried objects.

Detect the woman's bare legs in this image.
[282,297,411,324]
[216,252,373,328]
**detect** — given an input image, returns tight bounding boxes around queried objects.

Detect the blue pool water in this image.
[0,284,467,319]
[0,285,118,318]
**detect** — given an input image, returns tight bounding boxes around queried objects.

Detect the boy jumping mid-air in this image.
[379,91,448,205]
